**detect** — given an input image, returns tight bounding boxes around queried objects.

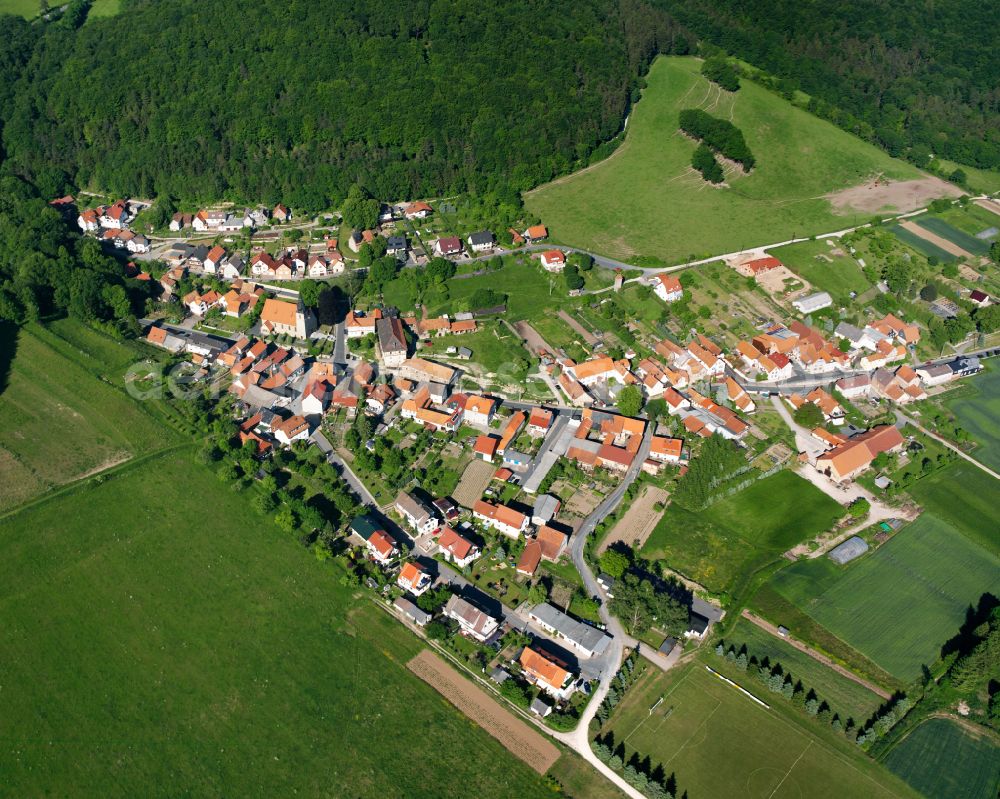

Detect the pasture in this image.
[0,0,120,18]
[642,470,842,593]
[941,363,1000,473]
[602,660,918,799]
[0,323,175,512]
[0,449,570,798]
[884,718,999,799]
[724,617,884,723]
[770,514,1000,681]
[525,56,926,264]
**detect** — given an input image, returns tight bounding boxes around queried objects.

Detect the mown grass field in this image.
[0,448,587,798]
[642,470,843,593]
[0,322,176,512]
[933,203,1000,239]
[723,617,884,723]
[770,514,1000,681]
[602,659,919,799]
[770,238,872,303]
[525,56,922,264]
[884,718,1000,799]
[935,158,1000,193]
[0,0,119,18]
[941,363,1000,472]
[905,461,999,556]
[422,324,535,376]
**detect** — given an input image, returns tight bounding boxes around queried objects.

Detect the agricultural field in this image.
[770,238,873,303]
[912,215,990,256]
[940,363,1000,472]
[888,223,957,262]
[723,617,884,723]
[904,461,999,556]
[0,449,575,798]
[769,514,1000,681]
[883,718,1000,799]
[601,659,919,799]
[525,56,938,265]
[929,203,1000,242]
[642,470,843,593]
[0,323,176,512]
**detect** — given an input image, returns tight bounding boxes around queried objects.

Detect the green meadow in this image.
[525,56,924,264]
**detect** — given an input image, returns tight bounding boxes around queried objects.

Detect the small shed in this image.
[828,535,869,565]
[658,637,677,657]
[530,697,552,717]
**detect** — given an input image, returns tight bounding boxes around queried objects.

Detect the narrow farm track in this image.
[740,610,892,700]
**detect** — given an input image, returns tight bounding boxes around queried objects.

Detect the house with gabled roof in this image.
[540,250,566,272]
[516,540,542,577]
[204,245,227,275]
[653,273,683,302]
[467,231,494,252]
[444,595,500,642]
[397,561,433,596]
[473,500,530,538]
[523,224,548,242]
[433,236,462,257]
[395,490,439,535]
[816,424,904,482]
[527,407,553,437]
[404,201,433,219]
[366,529,399,565]
[435,527,480,568]
[519,646,575,700]
[463,395,496,427]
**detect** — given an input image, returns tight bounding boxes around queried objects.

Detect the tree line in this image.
[678,109,755,170]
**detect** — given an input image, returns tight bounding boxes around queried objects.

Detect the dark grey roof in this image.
[528,603,611,656]
[394,597,431,626]
[490,667,511,684]
[469,230,494,246]
[386,236,407,249]
[691,597,723,622]
[376,317,407,353]
[190,245,210,261]
[659,637,677,655]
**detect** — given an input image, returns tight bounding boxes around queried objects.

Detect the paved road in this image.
[311,430,378,506]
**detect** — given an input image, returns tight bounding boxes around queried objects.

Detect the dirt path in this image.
[513,320,555,356]
[407,650,560,773]
[899,220,974,258]
[740,610,891,700]
[557,310,598,346]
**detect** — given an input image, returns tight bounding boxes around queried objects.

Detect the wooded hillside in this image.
[0,0,688,209]
[654,0,1000,170]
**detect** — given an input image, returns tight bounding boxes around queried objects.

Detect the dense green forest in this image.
[0,0,690,210]
[654,0,1000,170]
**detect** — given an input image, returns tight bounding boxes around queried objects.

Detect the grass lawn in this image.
[0,449,577,798]
[0,323,176,512]
[0,0,40,17]
[770,514,1000,681]
[904,461,1000,556]
[723,617,884,723]
[940,363,1000,473]
[883,718,1000,799]
[601,659,919,799]
[88,0,121,18]
[770,238,873,302]
[422,325,535,376]
[525,56,923,264]
[642,470,843,593]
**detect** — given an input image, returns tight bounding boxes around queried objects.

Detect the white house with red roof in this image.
[653,273,683,302]
[540,250,566,272]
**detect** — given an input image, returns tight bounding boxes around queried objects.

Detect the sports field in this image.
[602,660,919,799]
[770,514,1000,681]
[642,470,843,593]
[0,449,575,798]
[0,323,176,512]
[525,56,926,264]
[725,617,884,722]
[941,363,1000,472]
[769,239,872,302]
[884,718,1000,799]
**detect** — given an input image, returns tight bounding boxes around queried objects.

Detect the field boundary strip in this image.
[407,649,560,774]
